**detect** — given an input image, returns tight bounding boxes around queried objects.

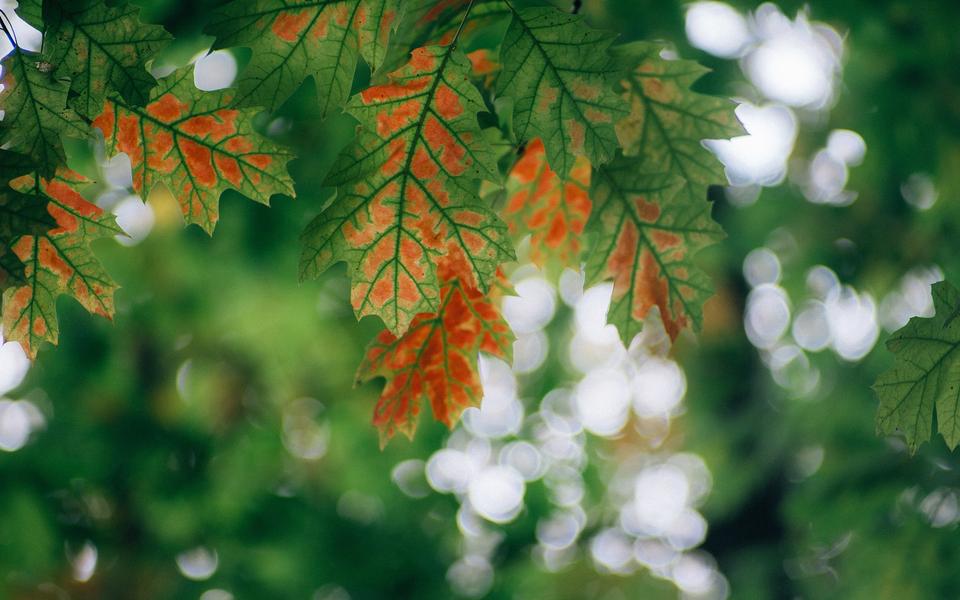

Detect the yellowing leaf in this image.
[503,138,591,277]
[1,170,121,358]
[357,270,512,446]
[496,5,627,175]
[301,45,513,335]
[92,67,296,233]
[586,159,723,344]
[206,0,399,113]
[613,42,742,205]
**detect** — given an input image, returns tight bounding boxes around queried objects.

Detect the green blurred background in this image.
[2,0,960,598]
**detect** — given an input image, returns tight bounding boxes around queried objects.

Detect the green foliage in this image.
[612,42,743,205]
[18,0,172,118]
[875,281,960,452]
[496,5,626,175]
[2,0,960,598]
[0,49,87,175]
[206,0,399,114]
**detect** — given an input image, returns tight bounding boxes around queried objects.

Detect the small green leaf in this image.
[875,280,960,453]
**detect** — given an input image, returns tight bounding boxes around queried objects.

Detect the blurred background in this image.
[2,0,960,598]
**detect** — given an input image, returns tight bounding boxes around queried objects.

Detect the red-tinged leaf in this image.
[357,271,513,446]
[379,0,509,75]
[1,170,122,358]
[586,158,723,344]
[503,138,591,277]
[0,155,55,290]
[206,0,400,114]
[301,45,513,335]
[0,50,88,176]
[91,67,296,233]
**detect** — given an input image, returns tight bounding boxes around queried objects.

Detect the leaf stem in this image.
[0,10,19,50]
[450,0,477,50]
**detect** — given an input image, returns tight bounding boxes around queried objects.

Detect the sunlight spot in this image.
[576,368,631,437]
[176,547,218,581]
[503,276,556,334]
[469,465,525,523]
[194,50,237,91]
[707,102,797,186]
[743,4,843,109]
[68,541,97,583]
[685,2,752,58]
[0,339,29,394]
[743,247,781,287]
[901,173,938,210]
[744,284,791,349]
[113,195,155,246]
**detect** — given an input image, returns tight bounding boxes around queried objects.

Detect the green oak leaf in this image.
[875,280,960,453]
[0,49,88,176]
[16,0,172,118]
[612,42,743,205]
[496,5,627,176]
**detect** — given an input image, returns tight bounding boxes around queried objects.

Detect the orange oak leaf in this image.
[301,45,513,335]
[92,66,296,233]
[1,170,121,358]
[503,138,591,277]
[357,269,513,446]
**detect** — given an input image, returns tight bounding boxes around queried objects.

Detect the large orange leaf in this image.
[301,45,513,335]
[503,138,591,278]
[357,269,513,446]
[92,67,296,233]
[1,170,121,358]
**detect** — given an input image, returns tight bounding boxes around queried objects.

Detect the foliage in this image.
[875,281,960,453]
[3,1,960,599]
[0,0,738,440]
